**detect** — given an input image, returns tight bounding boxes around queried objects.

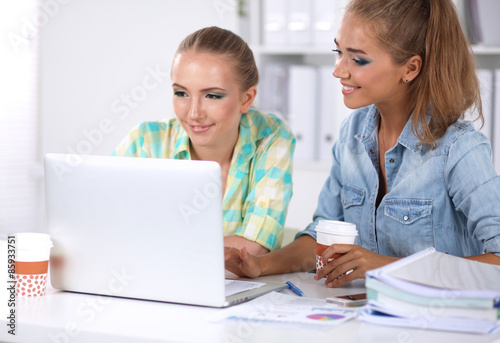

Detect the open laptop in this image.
[44,153,286,307]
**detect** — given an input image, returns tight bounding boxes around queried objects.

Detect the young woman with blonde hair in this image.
[114,27,295,255]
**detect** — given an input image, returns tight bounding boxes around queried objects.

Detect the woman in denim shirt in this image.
[225,0,500,287]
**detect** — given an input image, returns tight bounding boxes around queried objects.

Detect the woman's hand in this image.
[224,246,263,278]
[314,244,399,287]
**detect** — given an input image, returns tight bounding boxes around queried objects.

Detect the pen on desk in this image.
[286,281,303,296]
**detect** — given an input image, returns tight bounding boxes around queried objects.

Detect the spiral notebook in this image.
[367,247,500,301]
[361,248,500,334]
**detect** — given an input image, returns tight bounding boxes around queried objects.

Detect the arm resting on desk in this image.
[224,235,269,256]
[225,235,316,278]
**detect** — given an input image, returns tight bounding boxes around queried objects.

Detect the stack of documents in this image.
[360,247,500,334]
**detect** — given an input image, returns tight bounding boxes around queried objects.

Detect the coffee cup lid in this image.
[315,220,358,236]
[315,227,358,236]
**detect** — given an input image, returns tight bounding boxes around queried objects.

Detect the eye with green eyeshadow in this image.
[206,93,225,100]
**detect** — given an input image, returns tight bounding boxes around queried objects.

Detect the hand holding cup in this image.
[315,220,357,275]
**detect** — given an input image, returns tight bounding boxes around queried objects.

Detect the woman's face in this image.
[171,51,254,152]
[333,13,408,110]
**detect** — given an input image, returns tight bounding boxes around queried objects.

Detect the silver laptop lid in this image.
[44,153,226,307]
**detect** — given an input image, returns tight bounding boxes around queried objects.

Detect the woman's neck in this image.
[190,144,234,166]
[190,142,236,199]
[377,100,412,141]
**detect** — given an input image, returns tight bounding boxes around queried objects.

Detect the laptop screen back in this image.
[44,153,227,307]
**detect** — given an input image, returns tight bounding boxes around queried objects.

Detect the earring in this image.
[405,79,409,83]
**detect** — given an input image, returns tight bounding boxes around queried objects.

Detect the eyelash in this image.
[332,49,370,66]
[173,91,225,100]
[206,93,224,100]
[174,90,187,97]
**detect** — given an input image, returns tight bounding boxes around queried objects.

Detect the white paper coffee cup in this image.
[315,220,357,272]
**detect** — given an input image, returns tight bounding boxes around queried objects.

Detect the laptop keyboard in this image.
[225,279,266,297]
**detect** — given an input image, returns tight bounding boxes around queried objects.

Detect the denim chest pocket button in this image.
[384,199,432,225]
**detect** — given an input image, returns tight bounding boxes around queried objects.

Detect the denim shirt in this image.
[298,105,500,258]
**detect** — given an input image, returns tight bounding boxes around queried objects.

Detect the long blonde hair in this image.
[346,0,482,146]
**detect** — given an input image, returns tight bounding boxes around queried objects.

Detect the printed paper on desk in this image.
[221,291,359,329]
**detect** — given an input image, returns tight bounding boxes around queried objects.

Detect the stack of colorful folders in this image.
[360,247,500,334]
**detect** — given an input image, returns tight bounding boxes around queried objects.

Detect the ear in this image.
[402,55,422,83]
[239,86,257,114]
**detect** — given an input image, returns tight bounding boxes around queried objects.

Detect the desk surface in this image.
[2,269,500,343]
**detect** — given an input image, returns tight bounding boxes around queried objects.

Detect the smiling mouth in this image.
[342,85,360,91]
[189,124,214,133]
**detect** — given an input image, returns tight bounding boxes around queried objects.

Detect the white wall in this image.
[283,164,330,243]
[40,0,239,157]
[38,0,328,237]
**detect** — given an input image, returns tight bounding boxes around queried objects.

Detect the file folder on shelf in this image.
[287,0,313,46]
[262,0,288,46]
[312,0,349,46]
[287,65,318,162]
[317,65,351,163]
[465,69,494,143]
[318,66,336,163]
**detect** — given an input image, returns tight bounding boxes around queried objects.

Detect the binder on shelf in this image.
[259,63,289,120]
[318,65,352,163]
[361,247,500,334]
[312,0,335,46]
[465,69,494,143]
[287,0,313,46]
[262,0,288,46]
[318,66,336,163]
[331,68,351,153]
[465,0,482,44]
[287,65,318,162]
[465,0,500,45]
[475,0,500,45]
[312,0,349,46]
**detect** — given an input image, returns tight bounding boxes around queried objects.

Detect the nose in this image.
[187,98,204,120]
[333,55,349,79]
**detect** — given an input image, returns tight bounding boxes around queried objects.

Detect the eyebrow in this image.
[334,38,367,55]
[172,83,227,93]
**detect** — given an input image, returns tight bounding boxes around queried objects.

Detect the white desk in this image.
[2,271,500,343]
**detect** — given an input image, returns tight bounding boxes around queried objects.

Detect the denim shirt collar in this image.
[356,104,426,153]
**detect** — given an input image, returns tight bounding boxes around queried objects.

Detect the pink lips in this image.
[189,123,214,133]
[341,83,361,95]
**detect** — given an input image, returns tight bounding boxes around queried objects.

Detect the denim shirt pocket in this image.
[341,185,365,227]
[384,199,432,225]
